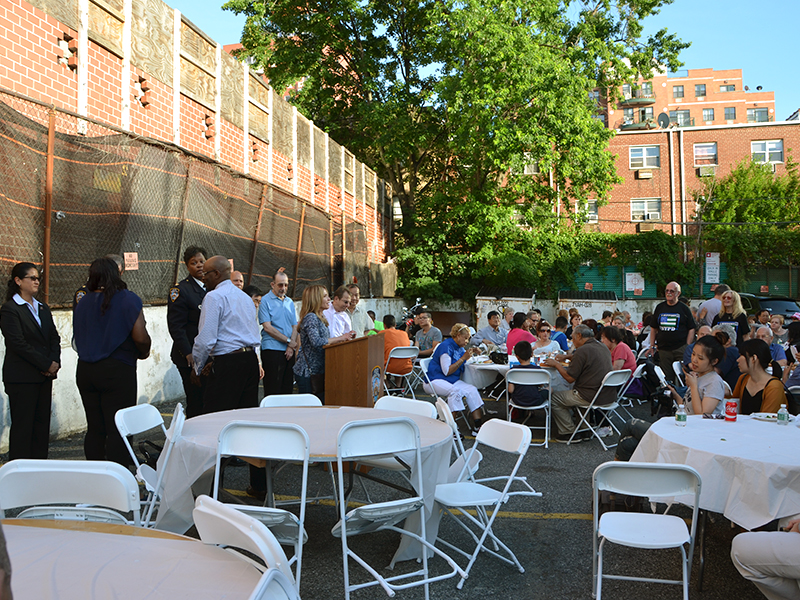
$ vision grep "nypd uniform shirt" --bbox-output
[167,276,206,365]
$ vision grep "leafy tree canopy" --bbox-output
[224,0,688,298]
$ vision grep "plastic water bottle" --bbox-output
[675,404,687,427]
[777,404,790,426]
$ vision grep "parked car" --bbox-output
[738,293,800,318]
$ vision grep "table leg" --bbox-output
[266,459,274,508]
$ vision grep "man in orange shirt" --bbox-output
[383,315,413,379]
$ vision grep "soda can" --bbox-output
[724,397,739,422]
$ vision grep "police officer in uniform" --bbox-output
[167,246,207,418]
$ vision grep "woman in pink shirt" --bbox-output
[600,325,636,372]
[507,312,535,355]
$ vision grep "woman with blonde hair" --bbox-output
[292,285,352,402]
[712,290,750,347]
[770,314,788,346]
[425,323,485,434]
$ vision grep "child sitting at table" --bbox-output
[508,341,545,412]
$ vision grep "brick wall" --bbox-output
[0,0,392,276]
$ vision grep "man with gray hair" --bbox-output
[648,281,695,384]
[755,326,787,367]
[541,324,613,443]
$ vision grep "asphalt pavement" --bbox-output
[30,393,767,600]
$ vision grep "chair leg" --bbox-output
[596,538,605,600]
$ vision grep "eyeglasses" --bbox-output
[22,276,40,282]
[539,328,551,333]
[665,288,678,293]
[204,269,219,277]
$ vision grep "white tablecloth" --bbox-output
[155,406,452,559]
[4,520,262,599]
[463,362,572,392]
[630,415,800,530]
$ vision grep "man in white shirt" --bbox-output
[346,283,374,338]
[471,311,507,347]
[323,286,354,338]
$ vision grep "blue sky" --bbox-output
[170,0,798,119]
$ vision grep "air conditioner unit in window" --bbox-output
[587,213,599,223]
[636,170,653,179]
[632,214,645,222]
[638,222,656,232]
[647,212,661,221]
[698,166,716,177]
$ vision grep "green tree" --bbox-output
[225,0,687,298]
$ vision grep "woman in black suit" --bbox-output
[0,262,61,459]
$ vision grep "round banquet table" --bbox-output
[630,414,800,530]
[155,405,452,562]
[3,519,262,600]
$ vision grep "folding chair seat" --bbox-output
[384,346,420,399]
[0,459,141,526]
[332,417,465,599]
[260,394,322,408]
[567,369,632,450]
[505,368,552,448]
[194,495,296,592]
[212,421,310,593]
[434,419,541,589]
[592,462,701,600]
[115,402,185,525]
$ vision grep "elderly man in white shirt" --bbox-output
[322,285,354,338]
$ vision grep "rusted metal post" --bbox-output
[248,185,269,286]
[329,218,334,292]
[173,160,193,285]
[43,108,56,304]
[291,203,306,298]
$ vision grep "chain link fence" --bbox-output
[0,89,376,305]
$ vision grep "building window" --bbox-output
[629,146,660,169]
[622,84,632,98]
[747,108,770,123]
[695,84,706,97]
[522,152,540,175]
[669,110,691,126]
[694,143,718,166]
[588,90,601,103]
[724,107,736,120]
[640,107,654,121]
[751,140,784,164]
[720,84,736,92]
[631,198,662,221]
[641,82,653,96]
[623,108,634,124]
[702,108,714,122]
[586,199,598,222]
[673,85,684,98]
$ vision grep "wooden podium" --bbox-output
[324,332,385,407]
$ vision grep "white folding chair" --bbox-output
[248,568,301,600]
[384,346,420,399]
[194,495,295,587]
[436,399,483,483]
[567,369,632,450]
[505,368,552,448]
[332,417,465,599]
[213,421,310,592]
[672,361,685,387]
[115,402,185,526]
[375,395,438,419]
[618,363,647,407]
[260,394,322,408]
[592,462,701,600]
[0,459,141,526]
[418,358,435,394]
[722,379,732,398]
[434,419,541,589]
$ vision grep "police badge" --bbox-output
[169,287,180,302]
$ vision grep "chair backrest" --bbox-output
[722,379,732,398]
[194,495,294,582]
[115,404,168,468]
[260,394,322,408]
[653,365,669,387]
[0,459,141,526]
[618,363,645,399]
[167,402,186,442]
[672,361,685,386]
[337,417,420,461]
[217,421,310,464]
[386,346,419,361]
[374,395,437,419]
[248,568,299,600]
[505,368,552,387]
[143,402,186,525]
[475,419,532,454]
